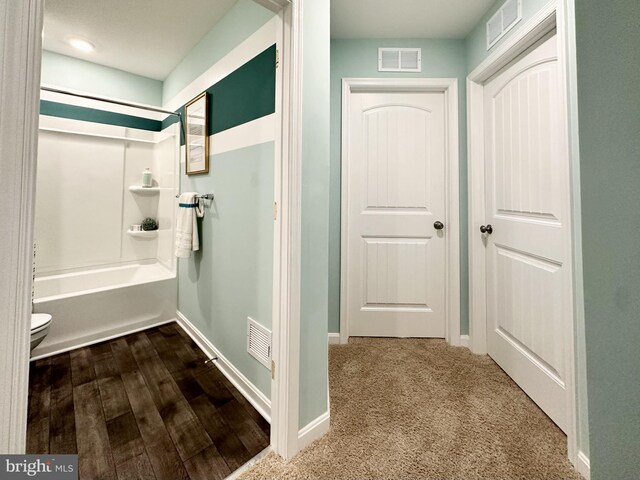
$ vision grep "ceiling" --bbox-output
[43,0,495,80]
[43,0,238,80]
[331,0,495,39]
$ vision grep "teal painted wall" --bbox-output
[40,101,163,131]
[41,51,163,106]
[178,142,275,398]
[162,0,274,105]
[299,0,330,428]
[329,39,468,334]
[575,0,640,478]
[465,0,551,72]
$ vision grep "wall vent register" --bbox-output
[378,48,422,72]
[486,0,522,49]
[247,317,272,369]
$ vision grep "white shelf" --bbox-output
[129,186,160,194]
[126,230,158,238]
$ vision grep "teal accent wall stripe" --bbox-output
[40,100,163,131]
[166,44,276,145]
[206,44,276,135]
[40,44,275,141]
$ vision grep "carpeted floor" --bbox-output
[240,338,583,480]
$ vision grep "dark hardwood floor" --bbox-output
[27,323,270,480]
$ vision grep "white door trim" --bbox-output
[268,0,305,460]
[0,0,44,453]
[467,0,580,466]
[340,77,460,346]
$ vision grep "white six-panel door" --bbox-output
[346,91,447,338]
[483,33,571,432]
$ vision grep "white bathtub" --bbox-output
[31,262,177,359]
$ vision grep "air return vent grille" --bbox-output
[378,48,422,72]
[247,317,271,369]
[486,0,522,50]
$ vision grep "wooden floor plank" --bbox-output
[183,445,231,480]
[189,394,252,472]
[127,332,213,462]
[106,412,146,466]
[194,369,235,409]
[70,347,96,387]
[110,338,138,374]
[115,453,157,480]
[98,376,131,422]
[26,358,51,454]
[74,381,117,480]
[121,369,189,480]
[217,398,270,455]
[27,323,269,480]
[48,353,77,454]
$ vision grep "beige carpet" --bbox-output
[240,338,583,480]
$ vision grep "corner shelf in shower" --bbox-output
[129,186,160,195]
[126,230,158,239]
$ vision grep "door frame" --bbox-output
[255,0,307,460]
[340,77,461,346]
[0,0,44,453]
[467,0,581,466]
[3,0,309,460]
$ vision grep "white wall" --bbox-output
[34,115,178,277]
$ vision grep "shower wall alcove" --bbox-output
[31,89,180,359]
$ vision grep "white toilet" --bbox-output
[30,313,52,352]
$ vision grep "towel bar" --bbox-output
[175,193,214,200]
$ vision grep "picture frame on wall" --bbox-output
[185,92,209,175]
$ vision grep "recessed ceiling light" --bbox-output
[67,37,95,52]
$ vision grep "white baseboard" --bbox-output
[30,318,175,361]
[460,335,470,349]
[328,333,340,345]
[176,311,271,422]
[297,410,330,451]
[577,450,590,480]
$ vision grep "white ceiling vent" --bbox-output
[378,48,422,72]
[486,0,522,50]
[247,317,271,370]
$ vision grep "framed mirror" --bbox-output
[185,92,209,175]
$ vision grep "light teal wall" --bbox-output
[299,0,330,428]
[465,0,551,72]
[575,0,640,478]
[162,0,274,105]
[178,142,275,397]
[329,39,468,334]
[40,51,163,106]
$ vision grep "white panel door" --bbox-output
[483,34,572,432]
[346,91,446,338]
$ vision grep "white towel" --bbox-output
[175,192,204,258]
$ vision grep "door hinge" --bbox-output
[274,202,278,221]
[271,360,275,379]
[275,48,279,68]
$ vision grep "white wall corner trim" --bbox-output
[253,0,291,13]
[164,15,279,111]
[210,114,276,156]
[0,0,44,454]
[577,451,590,480]
[297,410,330,451]
[339,77,460,347]
[328,333,340,345]
[176,311,271,422]
[460,335,470,349]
